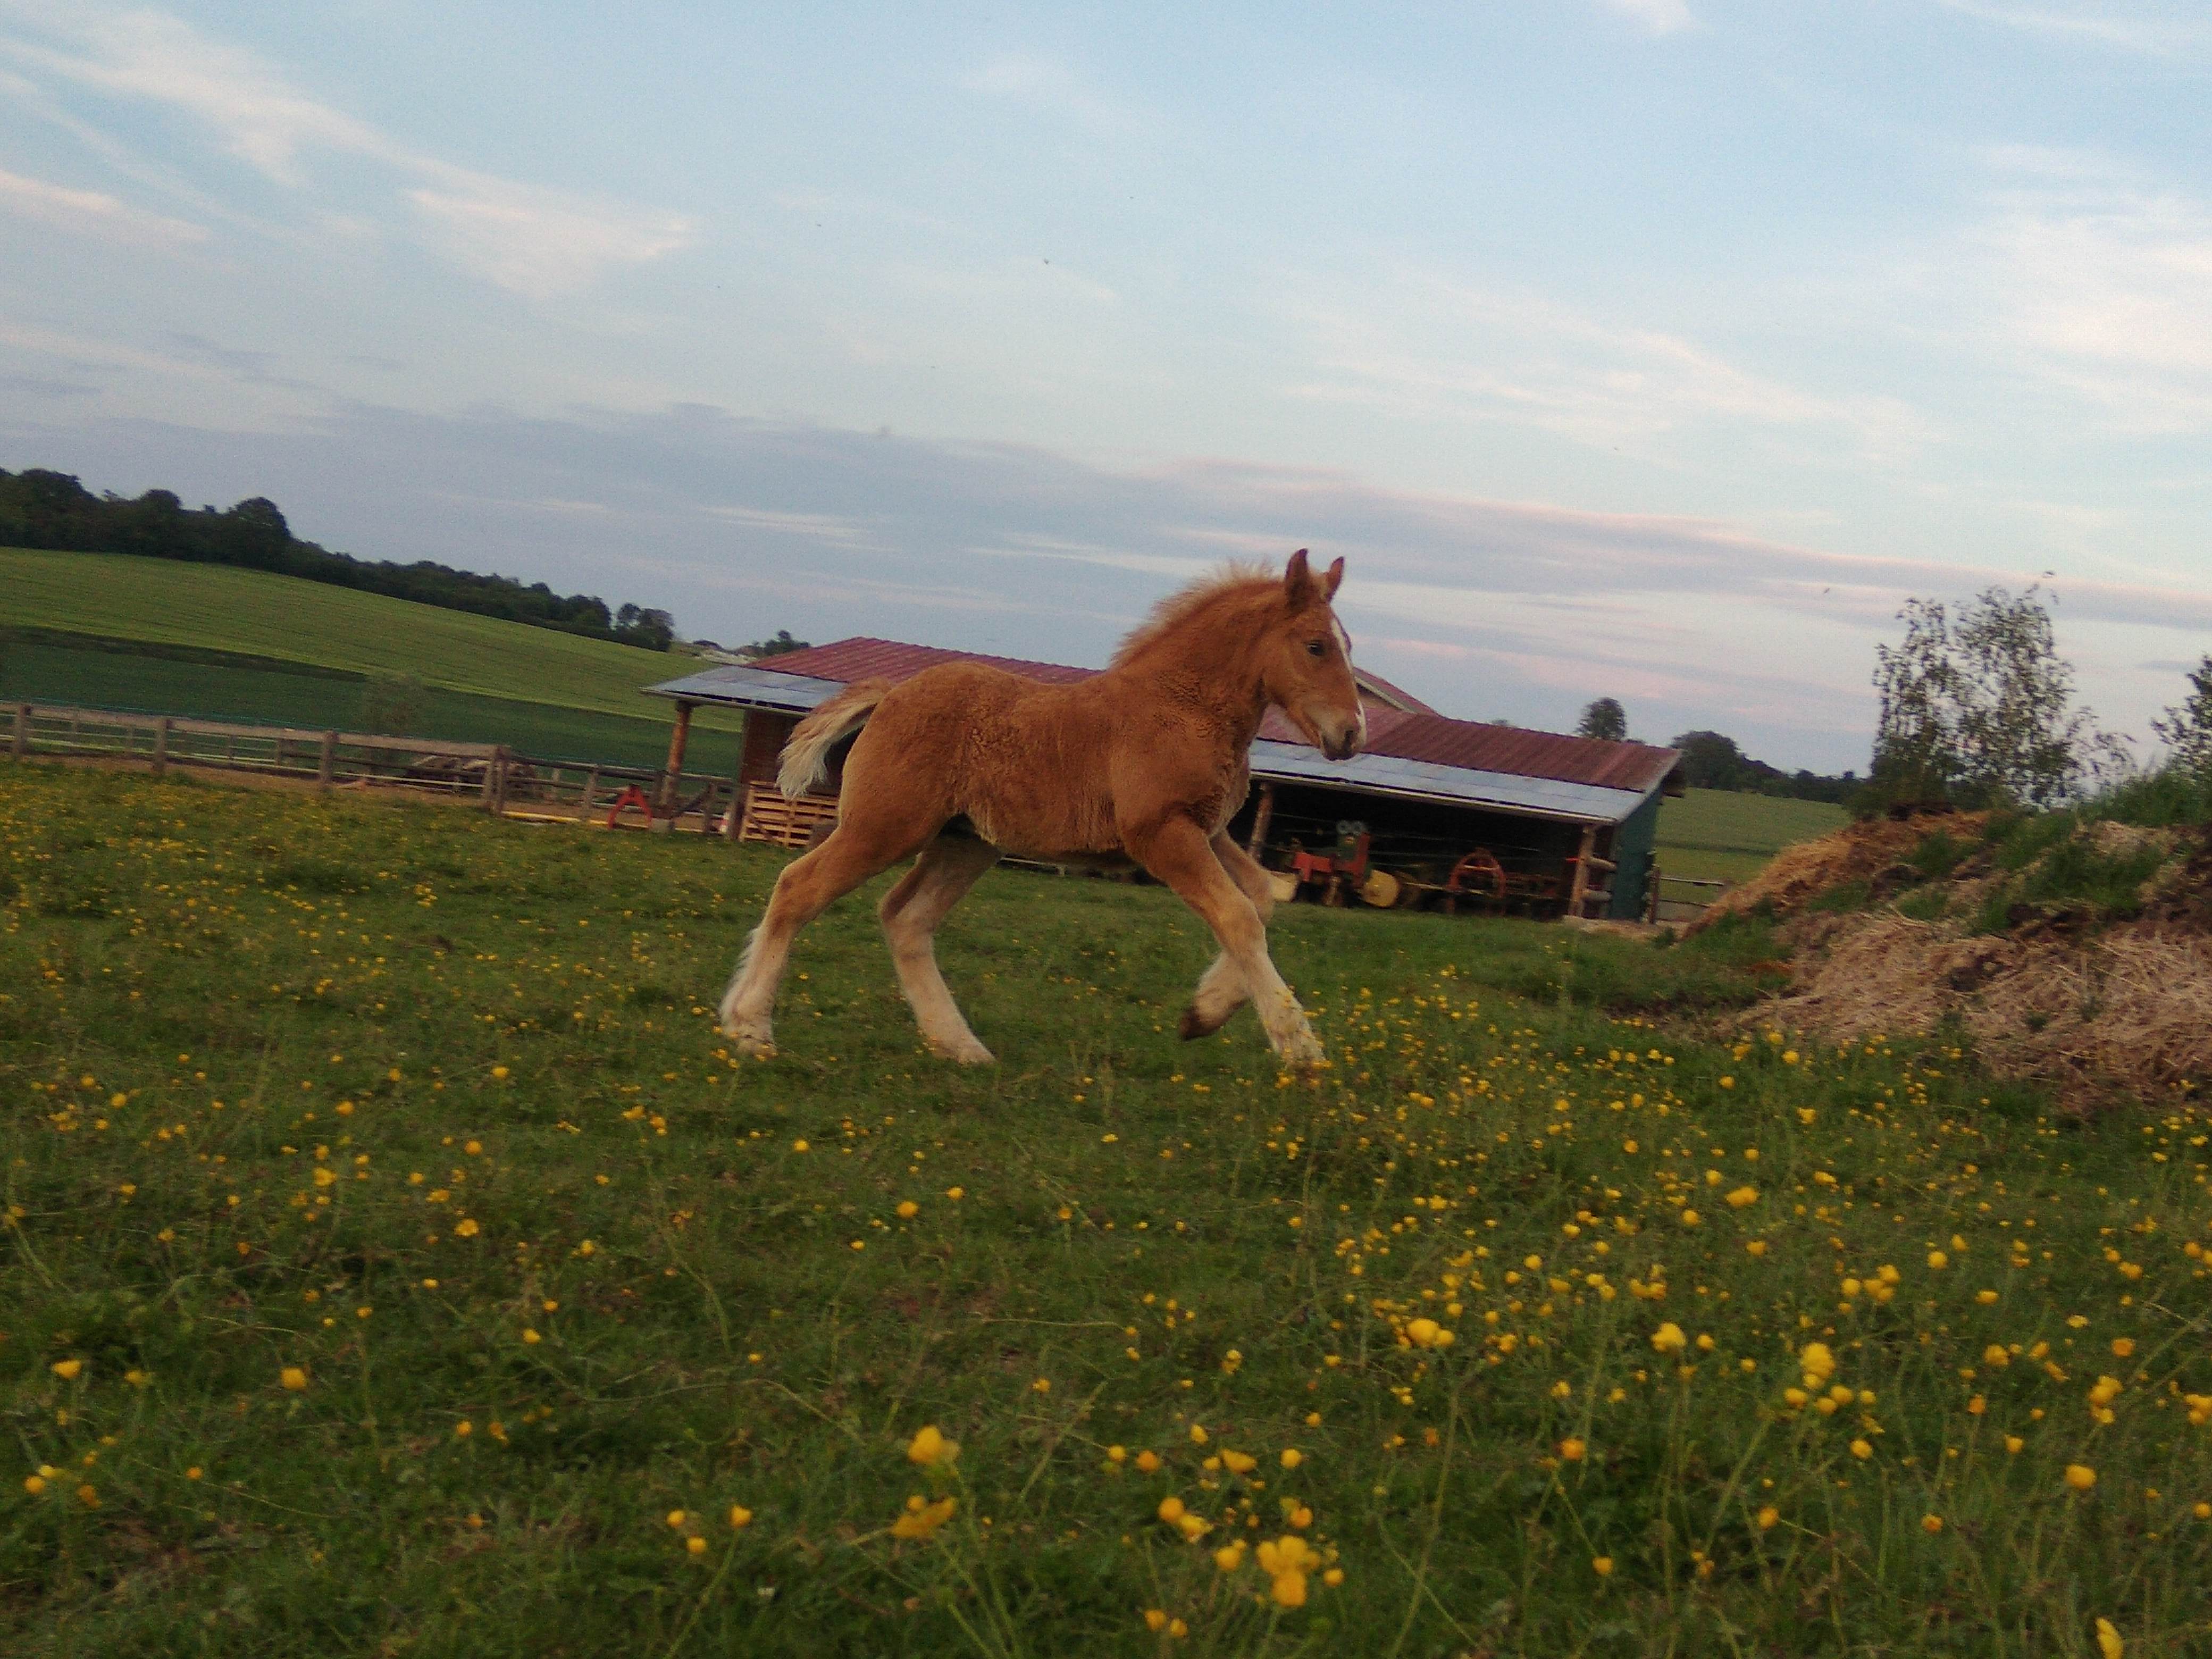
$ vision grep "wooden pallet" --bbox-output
[736,782,839,848]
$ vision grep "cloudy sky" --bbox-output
[3,2,2208,770]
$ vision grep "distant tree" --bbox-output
[1669,730,1751,791]
[1871,586,2119,809]
[2152,655,2212,777]
[741,629,811,659]
[1576,697,1627,742]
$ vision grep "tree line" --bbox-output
[0,467,678,651]
[1572,696,1859,803]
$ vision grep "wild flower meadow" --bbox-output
[3,766,2207,1655]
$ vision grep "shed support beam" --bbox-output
[655,700,695,832]
[1568,823,1597,918]
[1245,781,1276,859]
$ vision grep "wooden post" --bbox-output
[655,701,694,833]
[482,748,508,815]
[152,716,171,777]
[317,731,337,792]
[722,765,744,839]
[1566,823,1597,918]
[1245,781,1276,859]
[580,765,600,820]
[11,703,27,760]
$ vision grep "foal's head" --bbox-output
[1263,549,1365,761]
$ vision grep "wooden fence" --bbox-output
[3,702,750,834]
[1650,873,1729,923]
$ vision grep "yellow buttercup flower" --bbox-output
[1650,1322,1687,1354]
[2066,1464,2098,1492]
[906,1425,959,1467]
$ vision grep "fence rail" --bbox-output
[4,702,749,833]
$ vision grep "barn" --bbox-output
[646,638,1684,921]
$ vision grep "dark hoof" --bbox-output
[1177,1006,1222,1041]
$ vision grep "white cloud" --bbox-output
[1970,150,2212,430]
[0,164,205,246]
[406,172,697,303]
[0,6,695,297]
[1931,1,2209,56]
[1284,271,1934,459]
[1599,0,1697,37]
[963,52,1153,135]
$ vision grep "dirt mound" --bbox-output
[1711,811,2212,1107]
[1694,810,1986,928]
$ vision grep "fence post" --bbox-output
[482,748,509,816]
[722,768,743,839]
[580,765,599,821]
[11,703,26,760]
[318,731,337,793]
[152,716,171,777]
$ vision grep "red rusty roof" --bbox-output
[741,636,1677,795]
[743,636,1094,686]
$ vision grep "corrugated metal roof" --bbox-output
[1349,666,1436,715]
[723,636,1094,686]
[1247,741,1649,822]
[646,635,1681,822]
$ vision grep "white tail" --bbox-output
[777,680,890,799]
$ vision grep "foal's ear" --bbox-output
[1321,556,1345,600]
[1284,548,1314,605]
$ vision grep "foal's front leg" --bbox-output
[1178,832,1277,1041]
[1134,817,1322,1066]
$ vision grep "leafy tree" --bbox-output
[1871,586,2118,809]
[1576,697,1627,742]
[2152,655,2212,777]
[1669,730,1750,790]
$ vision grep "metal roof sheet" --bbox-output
[1247,741,1650,822]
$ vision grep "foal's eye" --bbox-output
[1305,639,1327,658]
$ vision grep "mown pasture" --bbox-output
[3,765,2207,1657]
[1655,790,1851,887]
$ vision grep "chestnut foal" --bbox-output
[718,550,1365,1065]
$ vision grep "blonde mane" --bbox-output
[1108,563,1283,669]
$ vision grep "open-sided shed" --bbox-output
[646,638,1682,920]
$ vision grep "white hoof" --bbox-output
[931,1035,996,1066]
[723,1013,776,1059]
[1271,1023,1325,1068]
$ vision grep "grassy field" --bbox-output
[0,634,734,773]
[1655,790,1851,887]
[4,763,2207,1657]
[0,548,742,735]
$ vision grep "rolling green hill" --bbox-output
[0,547,727,718]
[0,547,741,769]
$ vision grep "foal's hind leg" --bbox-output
[878,836,1002,1064]
[1178,833,1277,1041]
[719,823,923,1057]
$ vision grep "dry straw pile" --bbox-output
[1698,811,2212,1105]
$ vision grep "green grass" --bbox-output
[0,634,735,772]
[4,763,2210,1657]
[1654,789,1851,890]
[0,548,740,733]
